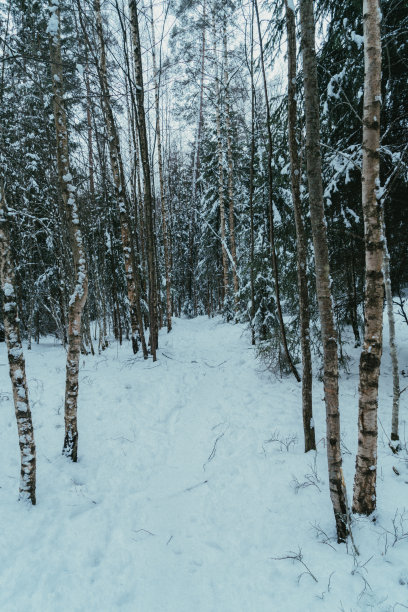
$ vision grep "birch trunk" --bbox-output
[49,2,88,461]
[299,0,349,541]
[285,0,315,452]
[149,0,172,333]
[0,184,36,503]
[353,0,384,515]
[129,0,158,359]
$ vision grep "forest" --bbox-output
[0,0,407,609]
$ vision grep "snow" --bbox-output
[46,13,59,36]
[3,281,14,297]
[350,31,364,49]
[0,315,407,610]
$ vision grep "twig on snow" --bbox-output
[271,547,318,583]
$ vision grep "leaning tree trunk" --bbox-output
[0,183,36,503]
[353,0,384,515]
[300,0,349,541]
[285,0,315,452]
[129,0,158,359]
[254,0,300,383]
[49,2,88,461]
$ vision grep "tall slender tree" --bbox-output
[352,0,384,516]
[187,0,207,312]
[223,15,239,305]
[285,0,315,452]
[211,7,229,304]
[0,182,36,503]
[49,0,88,461]
[248,2,256,346]
[149,0,172,333]
[299,0,349,541]
[254,0,300,383]
[82,0,148,359]
[129,0,159,359]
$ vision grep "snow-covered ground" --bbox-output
[0,314,407,611]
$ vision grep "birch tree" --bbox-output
[0,183,36,503]
[48,0,88,461]
[299,0,349,541]
[353,0,384,516]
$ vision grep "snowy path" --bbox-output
[0,316,407,611]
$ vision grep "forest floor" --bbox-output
[0,314,407,611]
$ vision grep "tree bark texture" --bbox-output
[0,184,36,503]
[353,0,384,515]
[49,2,88,461]
[299,0,349,540]
[285,0,315,452]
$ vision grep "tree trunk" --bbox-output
[0,184,36,504]
[129,0,158,359]
[149,0,172,333]
[285,0,315,452]
[254,0,301,383]
[299,0,349,541]
[384,238,400,448]
[248,4,256,346]
[49,2,88,461]
[188,0,206,308]
[87,0,147,359]
[84,55,95,196]
[352,0,384,516]
[212,10,229,304]
[223,16,239,306]
[349,241,361,347]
